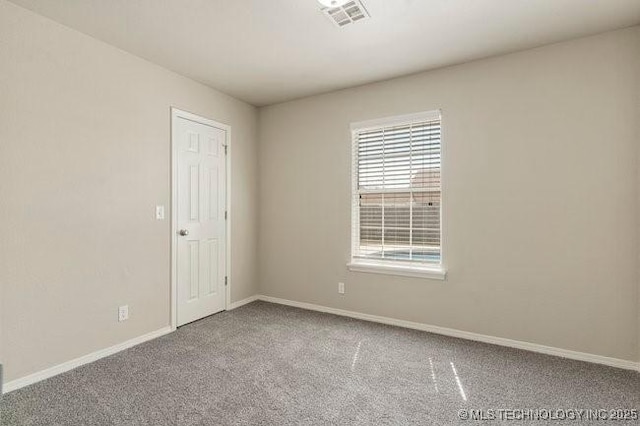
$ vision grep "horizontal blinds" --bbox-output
[353,115,441,264]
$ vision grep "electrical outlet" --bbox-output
[338,282,345,294]
[155,205,165,220]
[118,305,129,322]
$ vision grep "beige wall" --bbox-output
[0,0,259,382]
[258,27,640,362]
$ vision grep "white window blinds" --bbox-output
[351,111,441,265]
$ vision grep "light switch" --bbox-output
[156,205,165,220]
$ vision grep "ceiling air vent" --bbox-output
[322,0,370,27]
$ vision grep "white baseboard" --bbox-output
[257,295,640,372]
[227,294,260,310]
[3,295,258,394]
[3,326,173,394]
[4,296,637,394]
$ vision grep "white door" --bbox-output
[175,116,227,326]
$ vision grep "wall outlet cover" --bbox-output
[118,305,129,322]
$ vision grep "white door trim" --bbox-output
[170,107,231,330]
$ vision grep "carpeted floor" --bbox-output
[1,301,638,425]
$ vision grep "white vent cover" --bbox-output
[321,0,370,27]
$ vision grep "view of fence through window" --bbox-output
[353,114,441,264]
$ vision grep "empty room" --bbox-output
[1,0,639,424]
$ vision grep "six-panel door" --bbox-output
[176,117,226,326]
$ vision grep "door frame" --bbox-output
[170,107,231,331]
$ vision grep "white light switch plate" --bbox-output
[155,205,165,220]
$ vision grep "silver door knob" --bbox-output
[179,229,189,236]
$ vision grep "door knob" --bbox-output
[179,229,189,236]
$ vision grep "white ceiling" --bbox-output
[9,0,640,106]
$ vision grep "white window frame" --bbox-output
[347,110,446,280]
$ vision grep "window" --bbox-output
[348,110,445,279]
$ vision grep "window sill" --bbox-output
[347,260,446,280]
